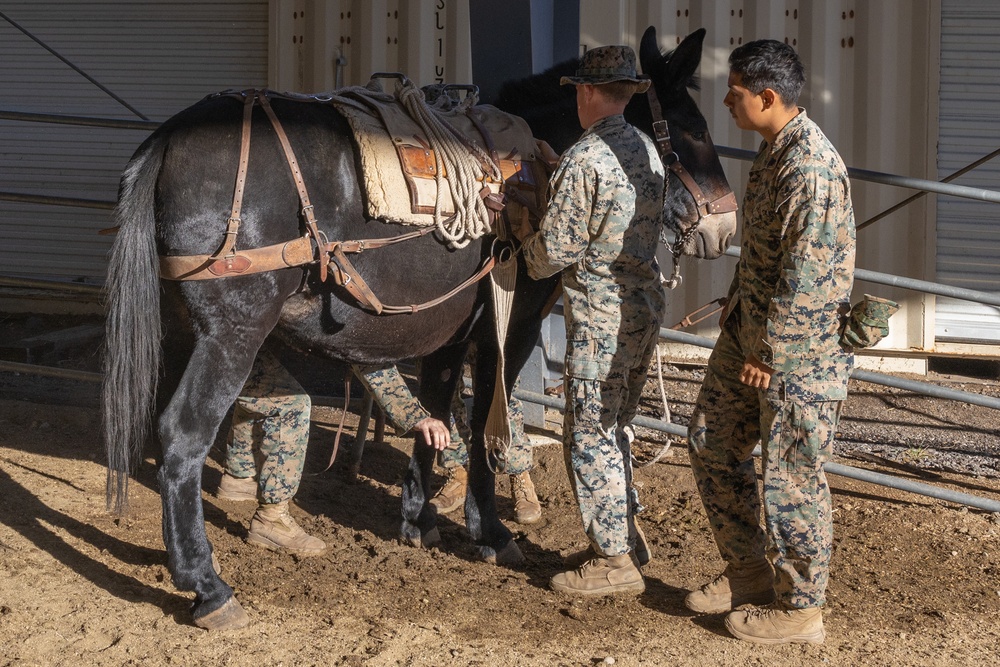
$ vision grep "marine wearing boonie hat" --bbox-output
[559,45,651,93]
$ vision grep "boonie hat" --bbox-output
[841,294,900,350]
[560,45,651,93]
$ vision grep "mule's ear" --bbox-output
[663,28,707,90]
[638,26,660,75]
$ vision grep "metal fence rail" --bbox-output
[514,388,1000,514]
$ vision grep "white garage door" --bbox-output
[0,1,268,283]
[936,0,1000,342]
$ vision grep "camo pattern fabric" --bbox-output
[564,320,659,556]
[438,376,532,475]
[522,114,665,380]
[352,364,430,434]
[688,321,838,608]
[521,113,665,557]
[725,109,856,399]
[225,350,311,505]
[688,109,855,609]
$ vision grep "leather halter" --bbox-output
[645,87,738,221]
[645,86,737,287]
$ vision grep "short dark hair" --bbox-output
[596,80,641,104]
[729,39,805,108]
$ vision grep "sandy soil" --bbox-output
[0,314,999,666]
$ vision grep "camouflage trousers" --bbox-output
[438,376,533,475]
[225,351,311,505]
[563,376,642,558]
[562,323,658,557]
[687,323,839,608]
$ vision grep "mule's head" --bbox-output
[639,27,737,260]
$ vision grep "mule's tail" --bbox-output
[102,135,166,513]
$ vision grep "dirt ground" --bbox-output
[0,313,999,666]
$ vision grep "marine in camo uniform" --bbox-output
[216,349,327,556]
[684,40,856,645]
[357,355,542,524]
[517,44,665,596]
[218,354,450,555]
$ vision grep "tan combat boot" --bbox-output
[247,501,327,556]
[429,466,467,514]
[550,553,645,596]
[215,473,256,502]
[725,605,825,644]
[564,519,651,568]
[511,471,541,524]
[684,560,775,614]
[633,519,651,566]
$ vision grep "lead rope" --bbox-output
[396,81,501,248]
[631,298,726,468]
[631,345,675,468]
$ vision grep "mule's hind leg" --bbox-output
[157,335,260,629]
[464,341,523,565]
[398,342,468,548]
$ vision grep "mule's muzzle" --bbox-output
[683,209,737,259]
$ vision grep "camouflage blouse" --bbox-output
[521,114,665,381]
[728,110,856,401]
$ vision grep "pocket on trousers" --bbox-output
[775,401,826,475]
[565,336,613,380]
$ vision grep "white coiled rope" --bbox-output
[396,83,501,248]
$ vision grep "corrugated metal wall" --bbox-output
[935,0,1000,343]
[3,1,963,361]
[0,1,268,284]
[574,1,939,360]
[274,0,473,93]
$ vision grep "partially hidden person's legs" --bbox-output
[431,373,541,524]
[429,381,471,514]
[503,386,542,524]
[216,400,260,502]
[237,351,326,556]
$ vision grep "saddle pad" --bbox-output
[327,91,547,229]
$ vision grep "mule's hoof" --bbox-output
[480,540,524,565]
[193,597,249,631]
[403,526,441,549]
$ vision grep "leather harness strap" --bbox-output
[256,92,331,282]
[158,88,508,315]
[211,91,256,262]
[159,235,315,280]
[645,87,738,219]
[378,254,495,314]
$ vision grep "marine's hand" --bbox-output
[739,354,774,389]
[414,417,451,451]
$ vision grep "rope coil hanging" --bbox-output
[395,82,501,248]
